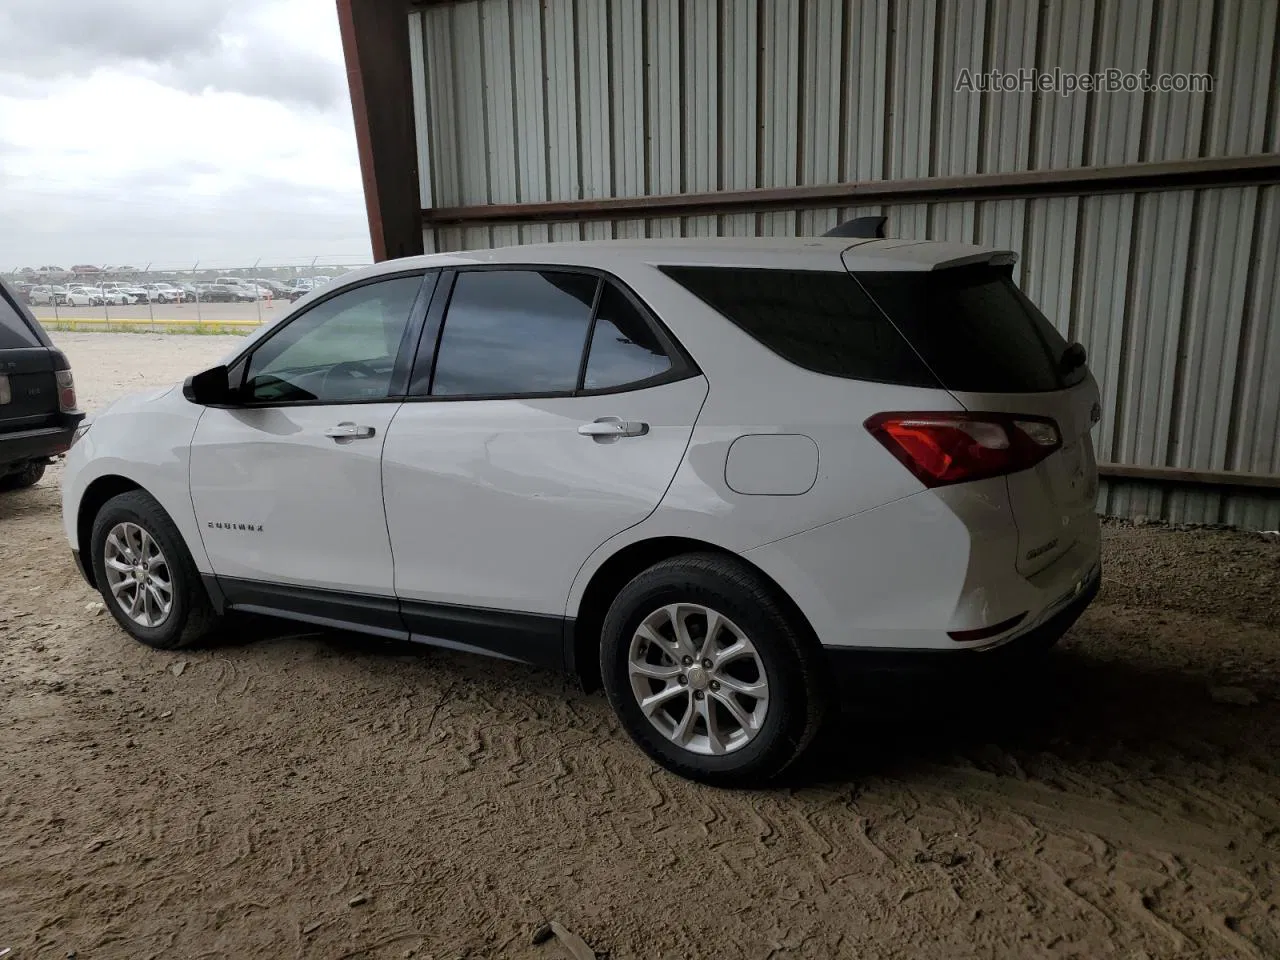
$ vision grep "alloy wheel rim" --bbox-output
[103,522,174,628]
[628,603,770,756]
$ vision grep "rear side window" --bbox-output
[583,283,673,390]
[0,289,40,349]
[856,265,1077,393]
[431,270,598,396]
[659,266,937,387]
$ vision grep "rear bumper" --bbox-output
[822,567,1099,690]
[0,422,80,468]
[745,478,1102,652]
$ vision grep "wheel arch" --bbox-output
[568,536,819,692]
[76,475,145,588]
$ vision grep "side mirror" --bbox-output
[183,365,234,405]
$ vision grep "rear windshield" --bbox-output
[658,266,938,387]
[0,286,41,349]
[855,265,1081,393]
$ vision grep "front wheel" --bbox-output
[90,490,219,649]
[600,553,828,786]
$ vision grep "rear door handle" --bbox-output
[578,417,649,441]
[324,422,377,441]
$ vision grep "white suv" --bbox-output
[61,238,1101,784]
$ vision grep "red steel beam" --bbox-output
[337,0,424,262]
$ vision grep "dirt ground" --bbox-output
[3,333,1280,959]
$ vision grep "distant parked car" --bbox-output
[94,287,130,306]
[65,286,127,307]
[49,286,71,306]
[232,281,271,300]
[202,284,256,303]
[28,285,55,306]
[249,280,290,300]
[174,283,201,302]
[140,283,184,303]
[118,286,150,304]
[62,286,99,307]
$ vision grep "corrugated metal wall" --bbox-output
[408,0,1280,528]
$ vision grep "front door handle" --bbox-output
[578,417,650,441]
[324,422,377,442]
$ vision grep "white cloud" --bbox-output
[0,0,372,270]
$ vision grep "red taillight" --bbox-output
[55,369,79,413]
[865,412,1061,487]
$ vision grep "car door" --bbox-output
[188,271,433,615]
[380,267,708,665]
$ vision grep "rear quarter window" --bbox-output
[658,266,938,387]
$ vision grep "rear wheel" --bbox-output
[90,490,219,650]
[0,460,46,491]
[600,553,827,786]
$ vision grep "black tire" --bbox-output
[90,490,219,650]
[600,553,828,786]
[0,460,46,491]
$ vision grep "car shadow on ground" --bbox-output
[207,617,1278,792]
[787,648,1278,788]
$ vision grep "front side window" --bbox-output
[243,274,424,403]
[430,270,598,396]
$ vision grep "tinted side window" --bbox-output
[582,283,672,390]
[856,266,1073,392]
[659,266,937,387]
[244,274,423,403]
[0,288,40,349]
[431,270,598,397]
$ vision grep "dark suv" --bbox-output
[1,278,83,491]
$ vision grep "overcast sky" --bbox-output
[0,0,372,271]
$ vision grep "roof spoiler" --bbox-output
[823,215,887,239]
